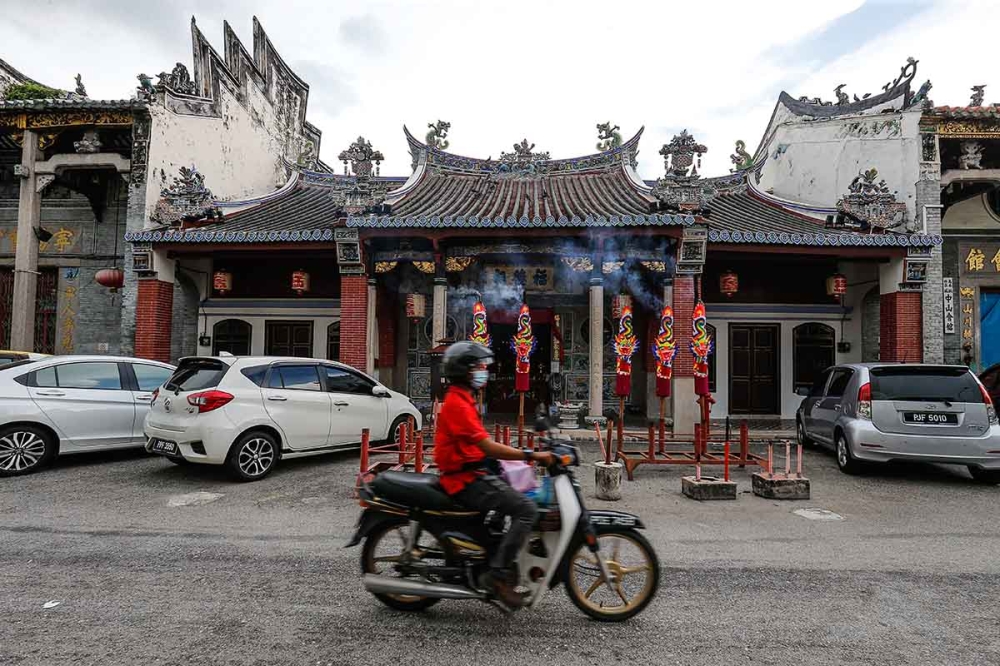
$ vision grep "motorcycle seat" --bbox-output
[371,471,472,513]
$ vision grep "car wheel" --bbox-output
[386,415,413,446]
[968,466,1000,485]
[835,431,861,475]
[227,431,279,482]
[796,419,813,447]
[0,425,56,477]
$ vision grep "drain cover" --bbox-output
[793,508,844,521]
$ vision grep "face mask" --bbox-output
[470,369,489,389]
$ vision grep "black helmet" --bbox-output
[442,341,494,383]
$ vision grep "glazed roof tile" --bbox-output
[707,190,941,247]
[0,98,143,111]
[930,105,1000,119]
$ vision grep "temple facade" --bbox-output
[7,21,988,426]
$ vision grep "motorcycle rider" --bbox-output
[434,341,554,608]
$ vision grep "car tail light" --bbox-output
[980,384,998,426]
[857,382,872,420]
[187,390,233,413]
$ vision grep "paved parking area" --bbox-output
[2,441,999,665]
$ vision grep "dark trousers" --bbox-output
[455,475,538,574]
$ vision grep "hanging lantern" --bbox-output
[611,294,633,319]
[291,269,311,296]
[826,273,848,297]
[405,293,427,321]
[719,270,739,298]
[212,270,232,295]
[95,268,124,292]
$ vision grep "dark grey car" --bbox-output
[795,364,1000,482]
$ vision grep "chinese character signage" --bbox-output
[942,277,955,334]
[0,224,80,254]
[489,265,561,292]
[959,283,976,342]
[961,243,1000,275]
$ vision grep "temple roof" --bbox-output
[707,189,941,248]
[0,98,143,111]
[929,105,1000,119]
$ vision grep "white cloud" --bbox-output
[0,0,986,180]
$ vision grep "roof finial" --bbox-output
[596,122,622,151]
[426,120,450,150]
[970,85,986,107]
[659,129,706,179]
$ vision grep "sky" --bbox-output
[1,0,997,178]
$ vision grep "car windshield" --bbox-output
[869,367,984,403]
[164,359,228,393]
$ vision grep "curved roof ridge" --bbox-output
[402,125,643,173]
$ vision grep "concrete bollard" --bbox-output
[594,461,623,501]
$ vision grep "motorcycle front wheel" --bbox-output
[361,518,447,612]
[564,528,659,621]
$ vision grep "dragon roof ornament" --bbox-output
[835,168,908,231]
[780,57,922,117]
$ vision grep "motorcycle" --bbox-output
[348,419,659,621]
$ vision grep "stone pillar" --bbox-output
[917,157,943,363]
[432,253,448,346]
[10,130,41,352]
[879,258,923,363]
[340,274,369,371]
[588,274,604,420]
[366,278,377,376]
[672,275,698,434]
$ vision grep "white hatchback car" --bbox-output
[144,356,421,481]
[0,355,176,476]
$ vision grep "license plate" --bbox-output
[150,438,178,454]
[903,412,958,425]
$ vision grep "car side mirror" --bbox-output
[795,387,810,397]
[372,385,390,398]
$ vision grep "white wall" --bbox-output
[942,193,1000,231]
[144,85,290,216]
[756,110,923,224]
[197,305,340,359]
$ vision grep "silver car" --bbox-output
[796,363,1000,483]
[0,355,175,476]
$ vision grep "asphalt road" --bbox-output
[2,441,999,666]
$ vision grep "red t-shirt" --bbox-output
[434,385,489,495]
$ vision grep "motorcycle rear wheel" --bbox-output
[564,528,659,621]
[361,518,446,612]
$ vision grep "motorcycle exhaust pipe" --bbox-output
[363,574,485,600]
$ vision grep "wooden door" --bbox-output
[729,324,779,414]
[265,321,313,358]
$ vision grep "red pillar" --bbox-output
[135,279,174,363]
[672,275,696,378]
[879,291,923,363]
[340,274,369,370]
[377,286,396,369]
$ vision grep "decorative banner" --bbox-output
[652,306,677,398]
[510,304,536,393]
[468,300,493,348]
[613,305,638,397]
[691,300,714,396]
[942,277,955,335]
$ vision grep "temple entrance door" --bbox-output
[487,323,552,414]
[729,324,779,414]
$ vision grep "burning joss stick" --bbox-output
[614,305,638,397]
[690,300,714,397]
[510,304,536,394]
[468,300,492,348]
[652,305,676,398]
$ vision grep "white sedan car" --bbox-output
[0,355,176,476]
[144,356,421,481]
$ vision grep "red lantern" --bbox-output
[826,273,848,297]
[95,268,124,292]
[212,270,232,295]
[405,293,426,320]
[611,294,632,319]
[291,269,310,296]
[719,270,739,298]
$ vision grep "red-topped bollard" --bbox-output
[415,431,424,473]
[360,428,370,473]
[399,422,408,466]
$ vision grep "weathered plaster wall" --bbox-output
[756,111,923,224]
[943,194,1000,231]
